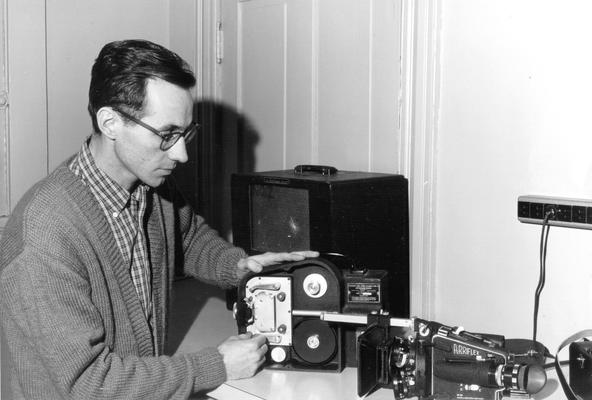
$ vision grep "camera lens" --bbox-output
[500,363,547,394]
[434,359,547,395]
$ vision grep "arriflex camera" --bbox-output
[358,314,547,399]
[233,258,547,399]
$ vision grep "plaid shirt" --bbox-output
[69,140,153,327]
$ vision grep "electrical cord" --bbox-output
[527,208,592,399]
[532,208,555,347]
[543,359,568,370]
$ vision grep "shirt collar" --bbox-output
[76,140,149,214]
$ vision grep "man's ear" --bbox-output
[96,107,121,140]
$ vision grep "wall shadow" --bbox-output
[166,278,227,355]
[174,99,259,239]
[167,100,259,353]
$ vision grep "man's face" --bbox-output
[112,78,194,189]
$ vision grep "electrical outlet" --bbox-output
[518,195,592,230]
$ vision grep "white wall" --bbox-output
[45,0,171,169]
[435,0,592,351]
[5,0,174,213]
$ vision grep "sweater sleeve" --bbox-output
[0,243,227,399]
[166,181,248,288]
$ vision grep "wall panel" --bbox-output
[238,0,287,171]
[0,0,8,224]
[370,0,402,173]
[7,0,47,209]
[317,0,370,171]
[285,0,315,168]
[45,0,170,170]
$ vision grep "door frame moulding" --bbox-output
[0,0,9,235]
[400,0,441,320]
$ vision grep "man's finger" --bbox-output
[238,332,253,339]
[246,259,263,273]
[251,334,268,346]
[288,250,319,258]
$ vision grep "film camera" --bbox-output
[358,313,547,399]
[233,258,547,399]
[233,256,389,371]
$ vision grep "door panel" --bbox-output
[284,0,314,168]
[317,0,371,171]
[238,0,287,171]
[222,0,403,174]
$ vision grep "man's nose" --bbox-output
[167,138,189,164]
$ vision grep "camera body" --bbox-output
[234,257,389,371]
[358,314,547,400]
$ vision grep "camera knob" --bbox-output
[303,273,328,298]
[307,334,321,349]
[307,281,321,295]
[270,347,287,363]
[418,323,430,337]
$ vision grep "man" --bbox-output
[0,39,317,399]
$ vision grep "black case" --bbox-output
[570,341,592,399]
[231,165,410,317]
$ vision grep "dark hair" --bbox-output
[88,39,196,133]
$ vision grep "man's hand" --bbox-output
[237,251,319,274]
[217,332,268,380]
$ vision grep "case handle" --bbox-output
[293,164,338,176]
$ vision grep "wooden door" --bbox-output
[214,0,441,321]
[218,0,404,173]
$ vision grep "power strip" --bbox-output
[517,195,592,230]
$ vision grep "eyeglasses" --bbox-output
[115,108,200,151]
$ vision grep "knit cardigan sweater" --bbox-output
[0,161,248,399]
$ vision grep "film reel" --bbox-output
[292,319,337,365]
[292,265,341,312]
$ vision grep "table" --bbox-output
[170,279,566,400]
